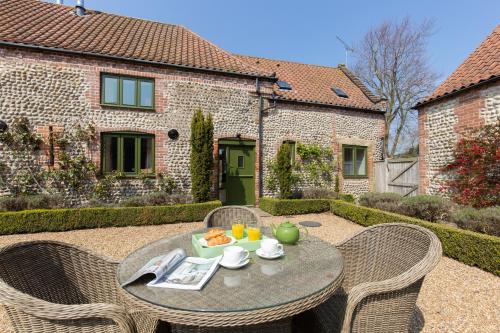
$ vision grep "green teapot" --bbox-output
[271,221,308,245]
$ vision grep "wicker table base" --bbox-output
[171,318,291,333]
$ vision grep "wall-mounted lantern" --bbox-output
[0,120,8,133]
[168,129,179,140]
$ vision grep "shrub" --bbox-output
[442,122,500,208]
[121,193,193,207]
[330,200,500,276]
[359,192,403,213]
[0,201,221,235]
[334,174,340,193]
[400,195,452,222]
[301,188,339,199]
[339,194,355,203]
[451,206,500,237]
[259,197,330,216]
[0,194,62,212]
[156,173,177,194]
[25,194,63,210]
[86,199,115,208]
[0,196,27,212]
[190,109,213,203]
[276,143,295,199]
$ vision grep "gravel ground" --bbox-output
[0,212,498,332]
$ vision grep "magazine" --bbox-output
[121,248,222,290]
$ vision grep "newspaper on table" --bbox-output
[121,248,222,291]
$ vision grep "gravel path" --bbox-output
[0,212,498,332]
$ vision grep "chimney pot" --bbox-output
[75,0,85,16]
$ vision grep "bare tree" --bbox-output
[354,17,438,157]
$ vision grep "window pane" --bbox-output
[123,137,136,173]
[103,136,118,172]
[122,79,137,106]
[356,148,367,176]
[103,77,118,104]
[140,80,153,107]
[343,147,354,175]
[356,148,366,176]
[238,156,244,168]
[140,137,154,172]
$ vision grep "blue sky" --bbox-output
[75,0,498,85]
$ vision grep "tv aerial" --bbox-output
[336,36,354,68]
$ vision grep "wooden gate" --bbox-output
[374,158,419,197]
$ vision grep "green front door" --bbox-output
[219,140,256,206]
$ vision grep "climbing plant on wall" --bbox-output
[49,123,97,193]
[0,117,46,195]
[296,142,336,188]
[0,118,99,196]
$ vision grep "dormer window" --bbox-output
[277,80,292,91]
[332,86,349,98]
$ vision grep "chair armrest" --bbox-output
[0,282,137,333]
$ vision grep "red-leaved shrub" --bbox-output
[442,122,500,208]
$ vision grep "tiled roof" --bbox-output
[0,0,272,77]
[236,55,384,112]
[419,24,500,106]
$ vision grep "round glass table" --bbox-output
[117,228,344,332]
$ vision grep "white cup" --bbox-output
[260,239,283,255]
[223,246,249,265]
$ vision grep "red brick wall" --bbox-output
[417,81,498,194]
[418,109,429,194]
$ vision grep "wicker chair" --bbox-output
[295,223,442,333]
[204,205,261,228]
[0,240,159,333]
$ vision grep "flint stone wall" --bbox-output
[0,46,384,204]
[262,104,384,197]
[419,81,500,196]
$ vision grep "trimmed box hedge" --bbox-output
[259,197,331,216]
[0,201,222,235]
[330,200,500,276]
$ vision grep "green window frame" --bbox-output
[342,145,368,178]
[101,132,155,175]
[101,74,155,109]
[283,140,296,164]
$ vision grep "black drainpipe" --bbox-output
[256,78,264,201]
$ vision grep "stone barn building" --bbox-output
[0,0,385,205]
[416,24,500,195]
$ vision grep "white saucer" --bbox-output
[219,258,250,269]
[256,248,284,260]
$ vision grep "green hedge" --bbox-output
[0,201,222,235]
[259,197,331,216]
[330,200,500,276]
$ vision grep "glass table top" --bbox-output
[117,228,344,313]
